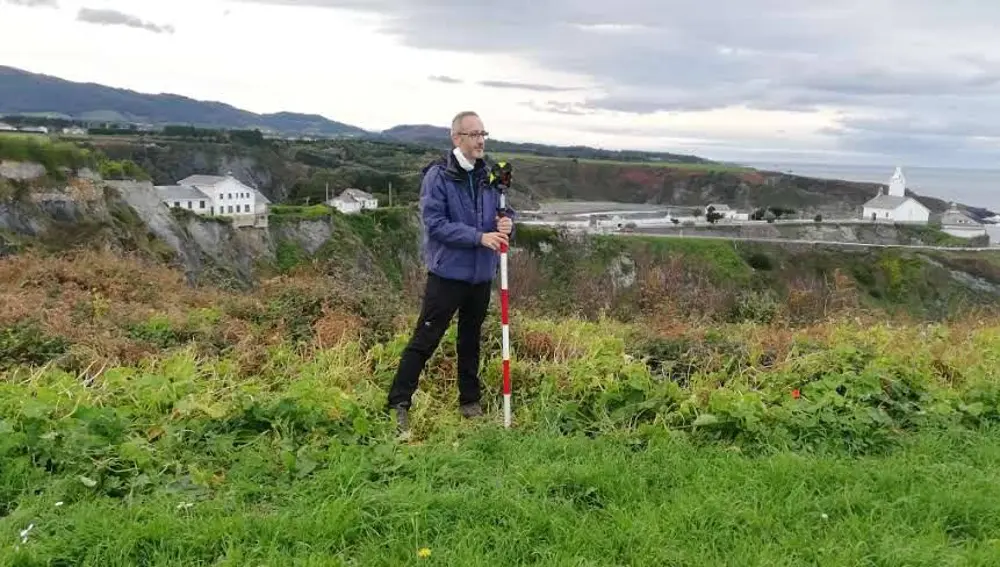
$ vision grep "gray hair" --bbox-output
[450,111,479,136]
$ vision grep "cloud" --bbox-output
[235,0,1000,165]
[522,100,591,116]
[5,0,58,7]
[76,8,175,34]
[477,80,579,92]
[428,75,462,84]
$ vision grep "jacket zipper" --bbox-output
[469,172,479,278]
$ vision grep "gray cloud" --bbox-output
[478,80,579,92]
[238,0,1000,165]
[429,75,462,84]
[5,0,58,6]
[522,100,591,116]
[77,8,175,34]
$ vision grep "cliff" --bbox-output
[5,159,1000,325]
[78,135,991,220]
[1,161,422,291]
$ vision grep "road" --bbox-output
[608,230,998,252]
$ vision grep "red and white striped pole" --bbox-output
[491,161,513,429]
[500,234,511,428]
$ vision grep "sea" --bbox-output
[743,162,1000,213]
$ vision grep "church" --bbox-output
[861,167,931,223]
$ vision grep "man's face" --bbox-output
[453,115,487,160]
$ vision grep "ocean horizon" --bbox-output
[743,162,1000,213]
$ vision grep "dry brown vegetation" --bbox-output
[3,238,1000,383]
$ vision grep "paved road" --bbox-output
[607,230,998,252]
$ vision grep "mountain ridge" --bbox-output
[0,65,713,164]
[0,65,368,137]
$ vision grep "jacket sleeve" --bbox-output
[421,168,481,248]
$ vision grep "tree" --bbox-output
[705,205,724,224]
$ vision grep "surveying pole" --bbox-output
[490,161,513,428]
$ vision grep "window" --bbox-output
[228,193,232,199]
[200,201,205,209]
[228,205,233,213]
[245,204,250,212]
[187,201,192,209]
[174,201,180,208]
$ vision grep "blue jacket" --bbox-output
[419,151,516,284]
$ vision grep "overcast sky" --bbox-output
[2,0,1000,168]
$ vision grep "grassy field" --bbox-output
[4,426,1000,565]
[3,251,1000,564]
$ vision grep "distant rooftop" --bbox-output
[155,185,210,202]
[178,174,229,187]
[940,203,981,226]
[343,188,375,200]
[864,194,910,209]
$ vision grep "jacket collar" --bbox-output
[442,149,488,181]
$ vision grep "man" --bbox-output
[386,111,515,437]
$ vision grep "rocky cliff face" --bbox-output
[93,140,303,203]
[2,161,422,289]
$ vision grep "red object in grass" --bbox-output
[791,389,801,399]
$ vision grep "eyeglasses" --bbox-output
[458,131,489,139]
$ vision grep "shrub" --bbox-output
[0,321,69,369]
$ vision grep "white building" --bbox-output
[155,172,270,228]
[327,188,378,214]
[939,202,987,240]
[705,203,750,221]
[861,167,930,223]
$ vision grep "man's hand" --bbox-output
[479,231,509,251]
[496,216,513,235]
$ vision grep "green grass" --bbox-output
[5,249,1000,564]
[0,133,96,180]
[492,152,751,173]
[269,204,333,221]
[4,427,1000,565]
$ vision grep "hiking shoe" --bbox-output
[393,406,411,440]
[459,402,483,418]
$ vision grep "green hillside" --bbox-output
[0,66,367,137]
[2,147,1000,563]
[3,228,1000,564]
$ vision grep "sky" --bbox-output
[2,0,1000,168]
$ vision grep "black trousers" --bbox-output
[387,272,492,409]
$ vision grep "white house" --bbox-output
[327,188,378,214]
[705,203,750,221]
[155,172,270,228]
[939,202,987,240]
[0,122,15,132]
[861,167,930,223]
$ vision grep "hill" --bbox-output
[0,65,717,166]
[0,66,367,138]
[44,131,984,220]
[3,157,1000,564]
[378,123,717,164]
